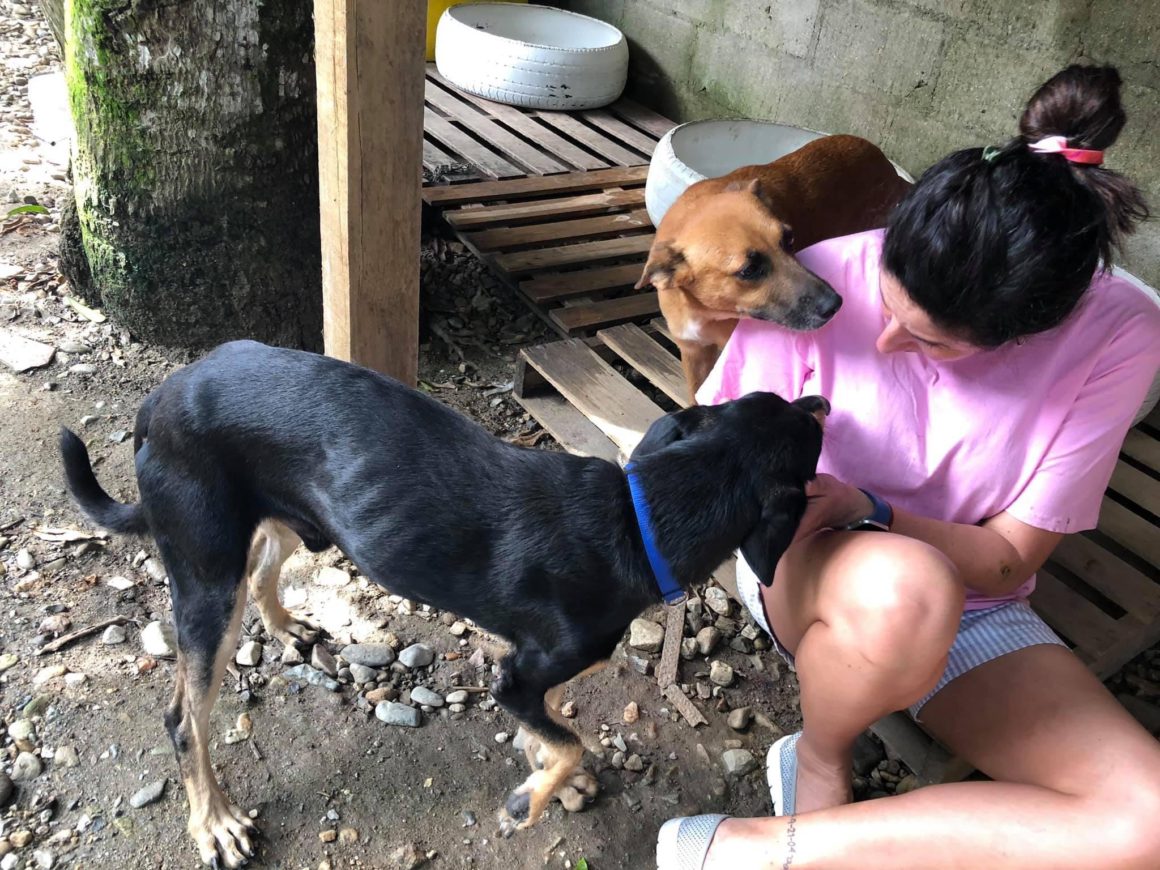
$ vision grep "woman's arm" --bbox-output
[797,474,1062,597]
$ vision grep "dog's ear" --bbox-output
[631,405,713,459]
[739,486,808,587]
[635,242,687,290]
[725,178,776,214]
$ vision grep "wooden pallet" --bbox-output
[514,327,1160,777]
[421,64,672,186]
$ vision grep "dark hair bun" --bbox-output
[1019,64,1127,150]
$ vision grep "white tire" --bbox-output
[435,3,628,111]
[645,119,915,227]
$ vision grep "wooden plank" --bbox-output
[465,210,651,252]
[869,713,956,786]
[1109,460,1160,516]
[579,109,660,156]
[551,292,661,335]
[496,234,654,275]
[423,107,523,179]
[1121,428,1160,470]
[662,683,707,727]
[510,390,620,463]
[610,98,679,139]
[650,316,675,344]
[1049,534,1160,622]
[446,189,647,230]
[427,67,610,171]
[521,339,664,453]
[316,0,423,384]
[521,263,643,304]
[422,165,649,206]
[422,136,457,173]
[656,602,685,688]
[424,80,566,175]
[1030,568,1121,657]
[1090,614,1160,680]
[534,111,645,165]
[1098,496,1160,565]
[599,323,688,407]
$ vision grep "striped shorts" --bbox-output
[734,553,1066,718]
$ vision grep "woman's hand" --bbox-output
[793,473,874,542]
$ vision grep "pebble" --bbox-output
[389,843,428,869]
[611,750,625,768]
[721,748,757,776]
[375,701,421,728]
[348,663,378,684]
[16,549,35,570]
[398,644,435,669]
[628,618,664,652]
[494,731,510,744]
[68,363,95,375]
[449,621,468,636]
[709,660,734,687]
[341,644,397,668]
[626,654,652,676]
[38,614,70,635]
[284,664,340,692]
[624,753,644,772]
[129,779,166,808]
[444,689,469,705]
[695,626,721,656]
[8,720,35,742]
[236,641,263,667]
[714,616,738,636]
[623,702,639,724]
[33,664,66,686]
[58,340,90,354]
[315,566,350,587]
[106,575,134,591]
[141,621,175,658]
[281,645,304,665]
[410,686,444,707]
[727,707,753,731]
[143,558,167,583]
[311,644,338,677]
[704,586,732,616]
[1,856,17,870]
[896,774,920,795]
[0,654,17,672]
[319,829,337,843]
[101,626,126,649]
[680,637,698,660]
[33,851,54,869]
[365,687,397,704]
[9,831,30,849]
[560,700,577,718]
[0,772,12,806]
[448,703,465,714]
[11,752,42,781]
[53,746,79,769]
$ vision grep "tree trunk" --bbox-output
[63,0,321,350]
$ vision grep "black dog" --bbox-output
[59,340,825,867]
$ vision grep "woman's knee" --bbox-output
[1086,775,1160,868]
[827,536,964,662]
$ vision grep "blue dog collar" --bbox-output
[624,462,687,606]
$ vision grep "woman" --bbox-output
[657,65,1160,869]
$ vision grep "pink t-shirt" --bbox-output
[698,230,1160,610]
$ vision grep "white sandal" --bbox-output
[767,731,802,816]
[656,813,730,869]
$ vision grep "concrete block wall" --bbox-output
[561,0,1160,284]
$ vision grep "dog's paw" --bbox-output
[269,613,320,648]
[556,768,599,812]
[190,797,257,868]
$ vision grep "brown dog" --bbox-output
[638,134,911,401]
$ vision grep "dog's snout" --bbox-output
[816,291,842,321]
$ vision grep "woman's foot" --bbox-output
[768,731,852,816]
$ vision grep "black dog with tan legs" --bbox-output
[59,340,824,867]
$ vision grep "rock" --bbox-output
[714,616,738,637]
[388,843,428,870]
[375,702,421,728]
[0,653,17,672]
[704,586,731,616]
[129,779,166,809]
[33,851,55,869]
[729,636,752,654]
[33,664,66,686]
[38,614,70,635]
[444,689,469,705]
[236,641,263,667]
[494,731,510,744]
[143,558,167,583]
[311,644,337,677]
[611,750,625,768]
[9,831,31,849]
[623,702,639,724]
[0,772,12,806]
[1,856,17,870]
[11,752,42,781]
[16,549,35,570]
[101,624,127,645]
[695,626,721,656]
[281,645,304,665]
[560,700,577,718]
[53,746,78,769]
[895,774,920,795]
[721,748,757,777]
[8,720,35,742]
[315,566,350,587]
[628,618,664,653]
[448,703,465,714]
[365,687,397,704]
[852,733,883,777]
[339,827,359,844]
[319,829,337,843]
[624,753,644,772]
[285,664,340,691]
[449,621,468,636]
[680,637,698,660]
[708,660,734,687]
[626,654,652,676]
[727,706,753,731]
[341,644,396,668]
[398,644,435,669]
[349,663,378,684]
[612,734,627,752]
[141,621,175,658]
[409,687,444,707]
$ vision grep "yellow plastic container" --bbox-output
[427,0,528,61]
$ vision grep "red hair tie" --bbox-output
[1028,135,1104,165]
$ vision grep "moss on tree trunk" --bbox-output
[63,0,321,349]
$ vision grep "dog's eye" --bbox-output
[736,251,769,281]
[781,227,795,252]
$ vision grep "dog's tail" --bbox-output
[59,428,149,536]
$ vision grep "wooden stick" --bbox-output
[36,616,135,655]
[655,602,685,688]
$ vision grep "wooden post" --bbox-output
[315,0,424,383]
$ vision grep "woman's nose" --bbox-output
[876,317,912,354]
